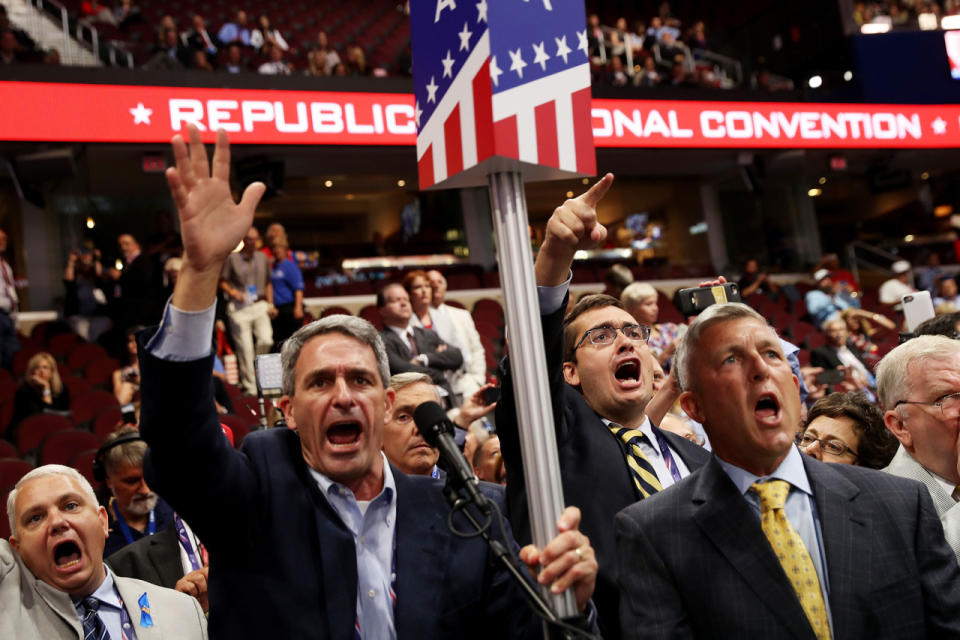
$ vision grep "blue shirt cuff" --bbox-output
[536,271,573,315]
[145,298,216,361]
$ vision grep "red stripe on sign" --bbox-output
[473,61,494,162]
[571,87,596,174]
[493,115,519,161]
[534,101,559,168]
[444,104,463,177]
[418,146,434,190]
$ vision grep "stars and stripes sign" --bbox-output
[410,0,596,190]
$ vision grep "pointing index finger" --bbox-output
[576,173,614,208]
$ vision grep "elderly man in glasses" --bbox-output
[877,334,960,564]
[495,175,710,639]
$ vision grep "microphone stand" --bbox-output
[440,476,592,640]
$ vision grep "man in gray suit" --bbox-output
[616,303,960,639]
[2,465,207,639]
[877,334,960,563]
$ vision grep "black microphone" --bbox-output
[413,401,490,512]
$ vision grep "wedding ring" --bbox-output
[575,547,584,561]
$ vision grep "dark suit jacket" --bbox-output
[138,340,545,639]
[615,454,960,639]
[496,296,711,639]
[381,325,463,393]
[106,522,184,590]
[810,341,870,372]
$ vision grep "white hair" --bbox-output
[621,282,658,306]
[875,335,960,409]
[7,465,98,536]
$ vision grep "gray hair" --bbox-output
[281,314,390,395]
[621,282,658,306]
[875,335,960,409]
[101,426,146,476]
[389,372,436,394]
[8,465,98,536]
[674,302,770,391]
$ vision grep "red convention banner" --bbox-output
[2,81,960,149]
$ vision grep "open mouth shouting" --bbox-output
[754,392,782,426]
[327,421,363,450]
[52,540,83,573]
[613,357,642,389]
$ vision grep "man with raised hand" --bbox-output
[137,125,600,638]
[496,175,710,638]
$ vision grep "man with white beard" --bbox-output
[99,426,175,557]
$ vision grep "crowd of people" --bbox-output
[2,125,960,639]
[854,0,960,30]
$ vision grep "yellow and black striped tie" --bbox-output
[612,426,663,498]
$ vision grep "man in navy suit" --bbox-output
[615,302,960,639]
[496,175,710,639]
[139,125,599,639]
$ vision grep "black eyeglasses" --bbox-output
[575,323,651,351]
[796,433,858,458]
[894,392,960,421]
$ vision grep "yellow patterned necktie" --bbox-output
[611,426,663,498]
[751,480,831,640]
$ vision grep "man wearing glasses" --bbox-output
[496,174,709,639]
[876,334,960,563]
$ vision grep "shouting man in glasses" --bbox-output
[877,334,960,564]
[495,174,710,639]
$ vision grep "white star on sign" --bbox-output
[441,50,456,78]
[555,34,572,64]
[425,76,439,103]
[932,117,947,134]
[476,0,487,23]
[532,41,550,71]
[129,102,153,125]
[490,55,503,86]
[458,22,472,51]
[415,100,422,128]
[509,47,527,78]
[577,29,588,56]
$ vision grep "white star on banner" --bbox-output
[425,76,439,103]
[509,47,527,78]
[576,29,588,56]
[490,55,503,86]
[441,50,455,78]
[129,102,153,125]
[476,0,487,23]
[458,22,472,51]
[555,34,571,64]
[932,117,947,134]
[532,41,550,71]
[415,101,422,128]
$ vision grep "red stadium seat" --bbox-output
[84,357,121,388]
[0,368,14,387]
[63,375,93,397]
[70,448,100,487]
[0,458,33,488]
[15,414,72,456]
[219,414,251,447]
[0,400,13,439]
[49,333,81,359]
[12,347,42,378]
[39,430,102,466]
[321,305,352,317]
[445,300,466,310]
[93,406,126,441]
[358,304,383,330]
[71,390,119,427]
[0,487,11,540]
[0,439,17,459]
[67,343,110,372]
[472,298,503,317]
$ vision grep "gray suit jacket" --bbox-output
[0,540,206,640]
[884,445,960,564]
[616,454,960,639]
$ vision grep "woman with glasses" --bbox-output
[798,391,898,469]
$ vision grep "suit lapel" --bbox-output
[32,577,83,637]
[115,579,161,640]
[147,526,185,589]
[394,470,450,640]
[803,457,868,640]
[692,458,815,640]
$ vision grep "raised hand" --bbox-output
[535,173,614,286]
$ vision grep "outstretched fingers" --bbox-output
[238,181,267,220]
[165,167,189,212]
[577,172,614,208]
[187,124,210,183]
[211,128,231,183]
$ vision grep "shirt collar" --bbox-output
[601,415,654,439]
[309,451,396,505]
[716,445,812,497]
[387,323,413,339]
[73,564,123,611]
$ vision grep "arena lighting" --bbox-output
[397,179,406,187]
[861,23,891,34]
[565,190,574,198]
[921,171,931,180]
[808,188,823,197]
[843,70,853,82]
[581,178,589,184]
[324,179,333,187]
[114,259,123,270]
[919,12,939,30]
[934,205,954,217]
[904,234,916,242]
[808,75,823,89]
[85,217,95,229]
[818,177,827,185]
[943,15,960,30]
[346,193,355,200]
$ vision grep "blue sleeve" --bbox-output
[537,271,573,315]
[287,262,304,292]
[145,299,216,362]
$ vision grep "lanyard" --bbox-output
[173,514,204,572]
[652,428,683,484]
[118,595,132,640]
[112,499,156,545]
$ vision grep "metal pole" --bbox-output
[487,170,577,619]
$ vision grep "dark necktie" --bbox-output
[612,426,663,498]
[407,331,419,357]
[78,597,111,640]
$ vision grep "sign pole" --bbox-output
[487,170,577,619]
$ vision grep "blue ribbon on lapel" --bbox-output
[138,592,155,627]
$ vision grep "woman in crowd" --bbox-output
[9,351,70,439]
[798,391,898,469]
[250,14,288,52]
[63,247,111,342]
[840,307,895,370]
[620,282,683,367]
[267,237,304,348]
[403,269,436,330]
[113,326,141,405]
